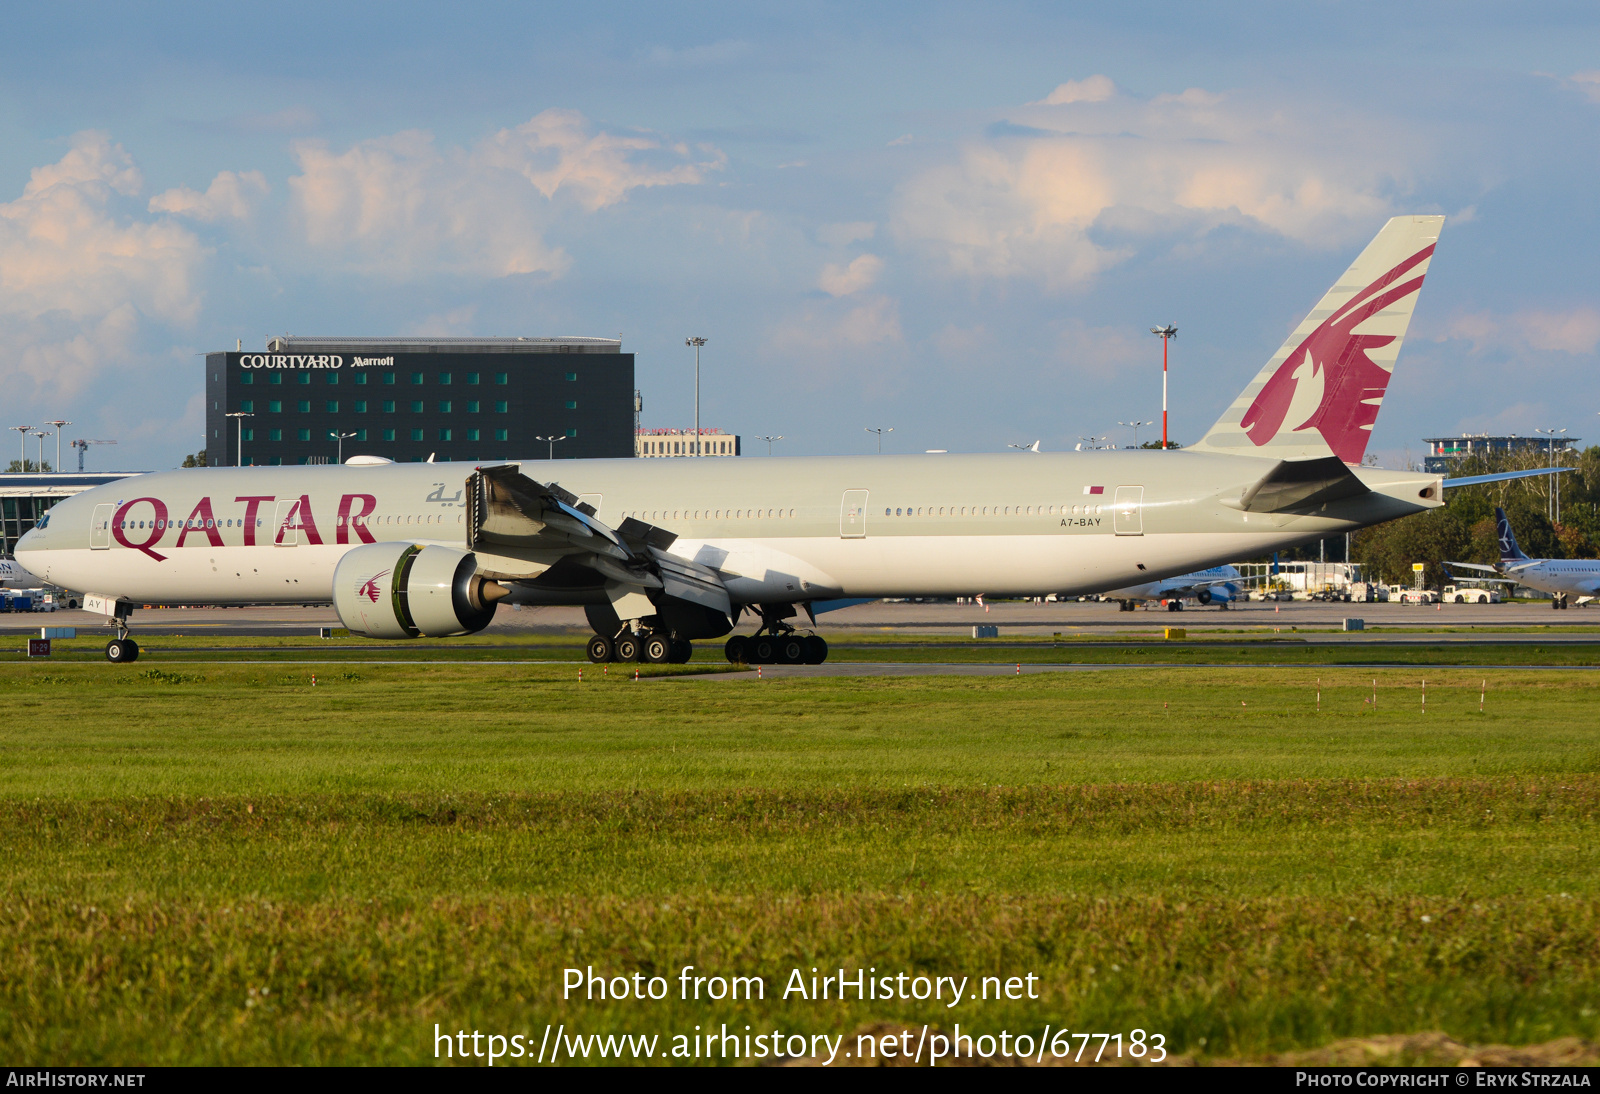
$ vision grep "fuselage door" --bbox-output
[840,489,869,539]
[1113,486,1145,536]
[273,499,298,546]
[90,503,113,550]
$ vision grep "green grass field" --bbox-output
[6,628,1600,668]
[1,662,1597,1065]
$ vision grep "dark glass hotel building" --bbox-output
[204,336,635,465]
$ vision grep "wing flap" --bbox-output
[466,464,729,615]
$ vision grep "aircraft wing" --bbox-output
[466,463,730,615]
[1442,561,1499,574]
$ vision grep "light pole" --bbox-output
[1118,419,1153,449]
[329,430,358,465]
[865,427,893,453]
[756,435,784,456]
[534,434,567,461]
[1536,427,1567,521]
[686,337,706,455]
[1077,435,1109,451]
[11,426,31,470]
[226,412,254,467]
[31,432,48,473]
[45,421,70,473]
[1150,326,1177,448]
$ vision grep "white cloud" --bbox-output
[1034,75,1116,105]
[1437,307,1600,356]
[149,170,269,222]
[1567,71,1600,103]
[478,109,724,212]
[288,110,722,278]
[405,304,480,337]
[819,253,884,296]
[893,86,1411,289]
[769,295,902,354]
[0,132,209,403]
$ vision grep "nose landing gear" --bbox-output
[105,638,139,663]
[101,599,139,663]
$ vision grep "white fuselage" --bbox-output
[0,560,44,589]
[14,453,1435,607]
[1101,565,1243,603]
[1502,558,1600,602]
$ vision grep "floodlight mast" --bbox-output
[1536,427,1568,521]
[865,427,893,453]
[226,412,253,467]
[45,421,70,473]
[1150,326,1177,448]
[11,426,31,470]
[329,430,358,466]
[686,337,707,456]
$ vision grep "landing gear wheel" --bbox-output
[615,634,642,662]
[752,637,777,664]
[644,635,673,664]
[105,638,139,664]
[779,637,805,664]
[586,635,615,663]
[803,635,828,664]
[672,639,693,664]
[724,635,749,664]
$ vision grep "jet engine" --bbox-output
[1196,585,1234,606]
[332,541,508,638]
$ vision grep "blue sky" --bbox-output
[4,2,1600,469]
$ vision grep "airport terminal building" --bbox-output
[205,337,636,466]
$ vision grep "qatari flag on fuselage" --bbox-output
[1082,485,1105,495]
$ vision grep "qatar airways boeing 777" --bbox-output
[15,215,1554,665]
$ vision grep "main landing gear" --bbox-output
[586,631,693,664]
[724,632,827,665]
[1553,593,1570,611]
[723,604,829,665]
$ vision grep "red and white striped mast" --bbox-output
[1150,325,1177,448]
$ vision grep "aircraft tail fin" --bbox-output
[1190,215,1444,464]
[1495,507,1529,563]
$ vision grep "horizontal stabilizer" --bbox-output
[1442,467,1573,489]
[1222,455,1370,513]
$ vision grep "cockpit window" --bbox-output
[35,514,49,529]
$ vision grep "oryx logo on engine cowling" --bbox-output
[1241,244,1434,465]
[358,570,390,602]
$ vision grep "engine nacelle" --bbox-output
[1197,585,1234,606]
[332,542,501,638]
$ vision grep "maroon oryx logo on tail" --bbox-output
[1241,243,1435,465]
[358,570,390,602]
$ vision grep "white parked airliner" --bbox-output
[1100,565,1246,612]
[1447,507,1600,610]
[14,216,1556,664]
